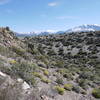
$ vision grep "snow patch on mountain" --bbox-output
[15,24,100,37]
[66,24,100,33]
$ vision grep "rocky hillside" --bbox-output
[0,27,100,100]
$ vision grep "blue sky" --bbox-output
[0,0,100,32]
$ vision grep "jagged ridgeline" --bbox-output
[0,27,100,100]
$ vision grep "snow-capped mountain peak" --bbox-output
[66,24,100,33]
[15,24,100,37]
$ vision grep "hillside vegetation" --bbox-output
[0,27,100,100]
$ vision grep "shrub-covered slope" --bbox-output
[0,27,100,100]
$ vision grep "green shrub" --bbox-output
[78,79,89,90]
[28,77,36,86]
[36,55,49,65]
[31,48,39,55]
[64,84,73,91]
[81,90,87,95]
[55,60,64,68]
[72,86,81,93]
[47,49,56,55]
[11,46,26,57]
[56,77,64,85]
[33,72,51,84]
[63,73,73,80]
[55,86,65,95]
[43,70,49,76]
[33,72,42,79]
[41,77,51,84]
[9,60,17,64]
[0,45,9,56]
[58,69,66,74]
[92,88,100,98]
[79,71,93,80]
[11,62,37,86]
[59,69,64,74]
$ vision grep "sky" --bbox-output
[0,0,100,32]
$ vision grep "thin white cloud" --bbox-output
[0,0,11,5]
[48,2,58,7]
[56,16,79,20]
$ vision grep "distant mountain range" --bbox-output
[66,24,100,33]
[15,32,52,37]
[15,24,100,37]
